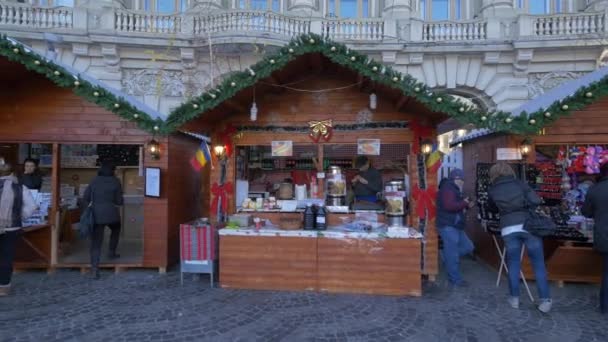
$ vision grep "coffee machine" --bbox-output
[326,166,346,206]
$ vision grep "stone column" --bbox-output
[382,0,412,18]
[287,0,319,16]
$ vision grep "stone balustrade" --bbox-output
[0,1,72,29]
[114,9,182,34]
[193,10,310,36]
[321,18,384,41]
[422,20,487,41]
[532,12,606,36]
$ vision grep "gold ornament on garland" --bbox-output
[331,46,336,52]
[544,112,551,117]
[561,104,569,110]
[73,80,80,87]
[436,97,443,103]
[459,107,465,113]
[308,119,333,143]
[288,48,294,53]
[93,91,100,97]
[392,77,399,82]
[34,60,40,65]
[192,103,199,109]
[309,38,315,44]
[505,117,513,123]
[114,103,120,108]
[231,82,236,87]
[350,56,356,61]
[153,125,159,131]
[481,116,487,121]
[414,87,421,92]
[53,70,60,76]
[372,66,378,72]
[586,92,593,98]
[529,119,536,125]
[210,93,216,99]
[133,113,139,119]
[12,48,19,53]
[270,59,275,64]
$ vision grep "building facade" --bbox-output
[0,0,607,116]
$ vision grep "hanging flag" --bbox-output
[426,150,443,174]
[190,142,213,171]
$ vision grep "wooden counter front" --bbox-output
[317,237,421,296]
[219,235,318,291]
[219,229,422,296]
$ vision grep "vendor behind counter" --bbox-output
[351,156,383,208]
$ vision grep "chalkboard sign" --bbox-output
[97,145,140,166]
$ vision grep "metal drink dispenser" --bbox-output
[326,166,346,206]
[384,179,408,227]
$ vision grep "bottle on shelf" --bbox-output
[303,204,315,230]
[315,204,327,230]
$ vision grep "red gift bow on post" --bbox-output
[412,184,438,220]
[211,181,233,215]
[218,124,237,158]
[410,120,433,154]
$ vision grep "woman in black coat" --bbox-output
[83,162,123,279]
[582,163,608,314]
[20,158,43,190]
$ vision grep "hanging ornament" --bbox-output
[12,48,19,54]
[529,119,536,125]
[459,107,465,113]
[269,59,275,64]
[414,87,421,92]
[350,56,356,61]
[192,103,199,109]
[562,104,569,110]
[436,97,443,103]
[250,101,258,121]
[34,60,40,65]
[585,92,593,98]
[249,69,255,76]
[153,125,159,131]
[133,113,139,119]
[308,119,333,143]
[372,66,378,72]
[309,38,315,44]
[505,117,513,123]
[231,82,236,87]
[53,71,60,76]
[93,91,100,97]
[544,112,551,118]
[210,93,216,99]
[73,80,80,87]
[369,93,377,110]
[330,46,336,52]
[114,103,120,108]
[288,48,294,53]
[392,76,399,82]
[561,173,571,192]
[481,116,487,121]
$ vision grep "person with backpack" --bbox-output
[582,163,608,314]
[0,158,37,296]
[488,162,552,313]
[83,162,124,280]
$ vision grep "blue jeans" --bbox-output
[503,232,550,300]
[439,226,474,285]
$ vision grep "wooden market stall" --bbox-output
[174,36,489,296]
[459,67,608,285]
[0,39,202,273]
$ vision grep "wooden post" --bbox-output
[317,144,324,199]
[50,143,61,269]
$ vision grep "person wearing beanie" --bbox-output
[0,158,37,296]
[436,168,474,288]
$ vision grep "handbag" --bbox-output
[519,182,556,237]
[79,187,95,238]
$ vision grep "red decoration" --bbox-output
[412,184,437,220]
[410,120,433,154]
[211,181,233,214]
[218,124,237,157]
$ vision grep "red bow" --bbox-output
[219,124,237,157]
[412,184,437,220]
[410,120,433,154]
[211,182,233,215]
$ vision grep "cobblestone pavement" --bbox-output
[0,260,606,342]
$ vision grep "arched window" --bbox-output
[142,0,189,12]
[326,0,371,18]
[515,0,565,14]
[419,0,463,20]
[28,0,74,6]
[238,0,280,11]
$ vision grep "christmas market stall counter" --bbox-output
[218,226,423,296]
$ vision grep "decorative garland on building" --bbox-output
[236,121,408,133]
[3,33,608,136]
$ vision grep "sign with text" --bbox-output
[496,148,522,161]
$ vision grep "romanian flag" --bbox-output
[426,150,443,174]
[190,142,212,171]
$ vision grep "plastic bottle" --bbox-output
[315,204,327,230]
[303,204,316,230]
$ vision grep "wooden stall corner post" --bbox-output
[49,143,61,273]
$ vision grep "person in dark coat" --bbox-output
[436,168,474,288]
[352,156,383,203]
[582,163,608,314]
[488,162,552,313]
[83,162,124,279]
[20,158,43,190]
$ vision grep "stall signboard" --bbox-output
[357,139,380,155]
[496,148,522,161]
[271,141,293,157]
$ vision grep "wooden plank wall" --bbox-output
[536,97,608,143]
[0,71,180,268]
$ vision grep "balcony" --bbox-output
[0,1,606,45]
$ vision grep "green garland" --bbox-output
[237,121,408,133]
[3,33,608,136]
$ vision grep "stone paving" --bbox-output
[0,260,606,342]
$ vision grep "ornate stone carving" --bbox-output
[122,69,186,97]
[526,71,585,98]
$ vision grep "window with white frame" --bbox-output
[326,0,371,18]
[419,0,463,20]
[514,0,565,14]
[28,0,74,6]
[142,0,189,12]
[238,0,281,11]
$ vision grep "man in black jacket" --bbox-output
[582,163,608,314]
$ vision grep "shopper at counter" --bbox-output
[351,156,382,203]
[488,162,552,313]
[582,163,608,315]
[20,158,42,190]
[436,168,474,288]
